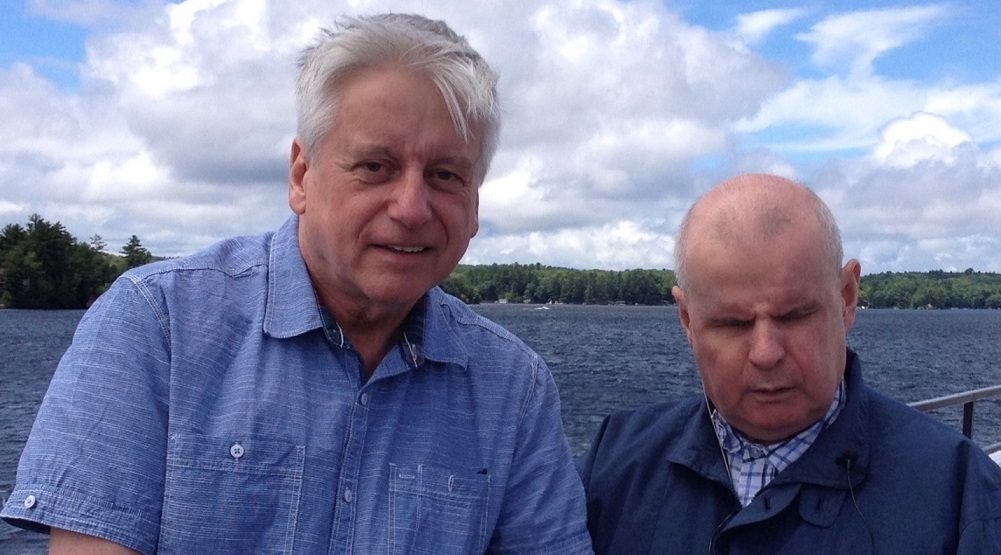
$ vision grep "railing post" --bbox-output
[907,384,1001,454]
[963,402,974,439]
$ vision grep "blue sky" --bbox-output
[1,3,85,89]
[1,0,1000,273]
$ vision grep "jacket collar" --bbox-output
[666,396,735,487]
[668,349,871,491]
[774,349,870,490]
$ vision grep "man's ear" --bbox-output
[673,285,693,346]
[289,138,308,215]
[841,259,862,331]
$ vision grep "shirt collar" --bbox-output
[262,218,459,369]
[263,215,325,339]
[317,295,427,369]
[713,380,847,473]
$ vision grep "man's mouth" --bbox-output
[389,245,427,253]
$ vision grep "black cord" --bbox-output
[843,455,877,554]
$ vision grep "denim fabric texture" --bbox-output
[1,215,593,555]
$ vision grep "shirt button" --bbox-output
[359,393,369,406]
[343,488,353,503]
[230,443,245,459]
[24,495,36,509]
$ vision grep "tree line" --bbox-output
[2,215,1000,309]
[441,263,675,305]
[858,269,1001,309]
[441,264,1001,308]
[0,214,156,309]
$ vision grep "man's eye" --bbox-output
[780,309,814,322]
[431,169,459,182]
[362,162,385,173]
[713,319,750,329]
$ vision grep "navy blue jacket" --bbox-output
[579,350,1001,554]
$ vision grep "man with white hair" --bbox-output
[2,14,592,554]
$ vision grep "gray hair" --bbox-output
[295,13,501,183]
[673,175,844,291]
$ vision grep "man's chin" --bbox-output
[361,281,433,308]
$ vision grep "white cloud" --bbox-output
[2,0,1000,273]
[734,8,807,45]
[465,219,676,271]
[872,112,972,168]
[797,4,947,77]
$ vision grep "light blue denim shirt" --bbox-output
[1,215,593,555]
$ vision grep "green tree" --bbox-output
[440,274,480,304]
[90,234,107,253]
[121,235,154,269]
[1,215,79,308]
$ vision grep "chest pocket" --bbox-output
[388,463,491,554]
[160,433,305,554]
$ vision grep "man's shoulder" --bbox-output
[426,289,537,354]
[580,397,706,497]
[126,230,275,282]
[584,397,704,468]
[602,397,704,442]
[865,386,968,442]
[96,228,284,319]
[863,385,1001,469]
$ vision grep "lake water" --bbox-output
[2,306,1000,552]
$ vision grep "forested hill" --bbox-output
[441,264,1001,309]
[0,214,161,309]
[857,270,1001,309]
[2,215,1000,309]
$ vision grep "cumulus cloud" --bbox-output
[872,112,972,168]
[1,0,999,273]
[810,112,1001,273]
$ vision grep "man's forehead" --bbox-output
[690,280,824,318]
[685,246,833,303]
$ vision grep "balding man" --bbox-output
[578,174,1001,554]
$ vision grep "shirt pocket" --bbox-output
[160,433,305,555]
[388,463,491,554]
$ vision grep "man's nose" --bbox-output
[388,170,433,226]
[748,320,784,369]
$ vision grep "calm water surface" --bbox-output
[2,306,1000,552]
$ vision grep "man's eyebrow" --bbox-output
[346,143,394,158]
[430,155,476,169]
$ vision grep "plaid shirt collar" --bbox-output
[711,380,846,506]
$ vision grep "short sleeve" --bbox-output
[0,274,171,555]
[488,355,594,554]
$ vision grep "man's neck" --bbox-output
[320,295,419,377]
